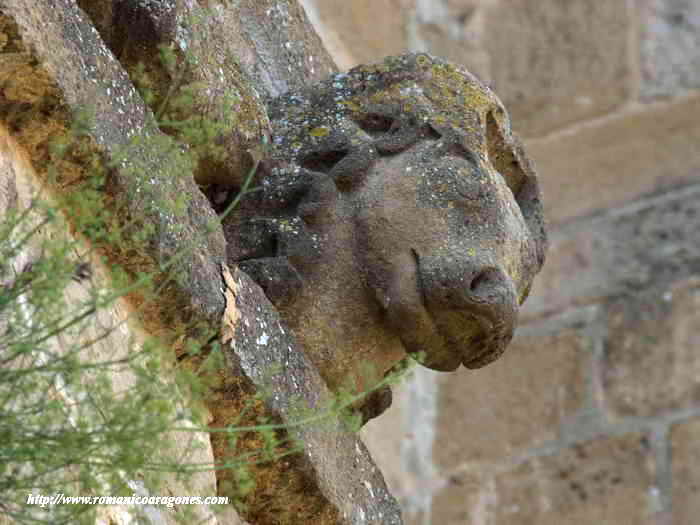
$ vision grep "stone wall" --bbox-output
[300,1,700,523]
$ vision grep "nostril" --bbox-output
[468,268,510,302]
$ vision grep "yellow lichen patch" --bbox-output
[368,91,385,104]
[309,126,330,138]
[416,53,431,68]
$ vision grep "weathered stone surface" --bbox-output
[234,0,338,98]
[433,326,589,467]
[77,0,336,101]
[670,417,700,524]
[432,433,657,524]
[603,278,700,418]
[220,266,403,525]
[523,184,700,320]
[302,0,412,68]
[1,0,227,322]
[640,0,700,99]
[77,0,272,186]
[483,0,631,136]
[527,94,700,224]
[76,0,338,185]
[225,53,547,410]
[75,0,179,57]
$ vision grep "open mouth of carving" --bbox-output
[461,328,512,369]
[393,312,511,372]
[431,309,513,370]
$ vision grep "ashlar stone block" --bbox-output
[433,327,589,467]
[432,433,657,525]
[484,0,631,136]
[603,278,700,419]
[641,0,700,99]
[523,185,700,320]
[527,95,700,224]
[671,417,700,524]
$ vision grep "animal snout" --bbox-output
[413,258,519,369]
[420,261,516,315]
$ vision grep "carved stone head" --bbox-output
[224,53,546,396]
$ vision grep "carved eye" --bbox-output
[484,109,547,269]
[300,149,349,174]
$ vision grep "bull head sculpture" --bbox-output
[223,53,547,420]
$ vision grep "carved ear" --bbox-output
[485,109,528,197]
[485,109,547,268]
